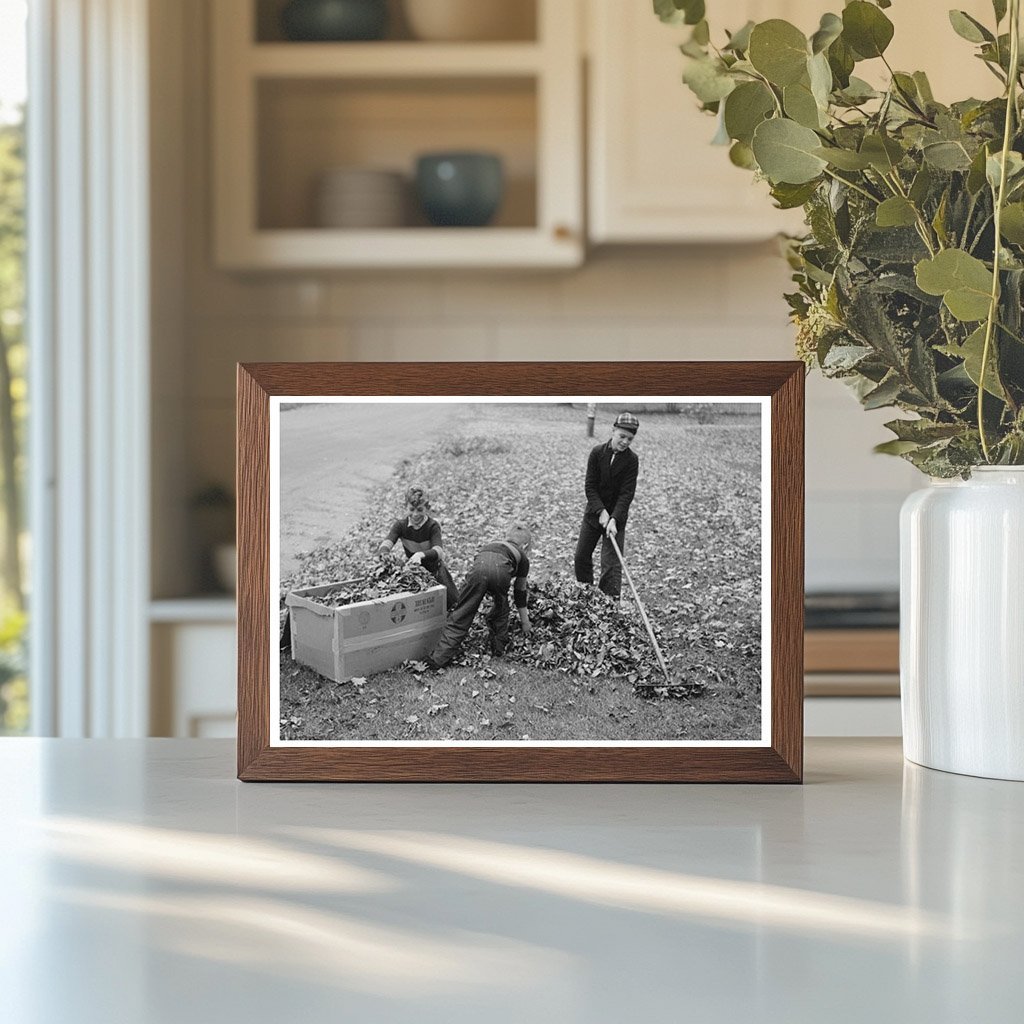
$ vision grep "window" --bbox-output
[0,0,28,734]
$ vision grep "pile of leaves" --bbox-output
[435,578,710,698]
[660,0,1024,475]
[300,560,439,609]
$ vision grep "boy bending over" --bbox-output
[428,523,533,668]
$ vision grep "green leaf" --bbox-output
[1000,203,1024,245]
[827,36,855,89]
[993,0,1008,24]
[986,150,1024,191]
[967,144,991,194]
[682,57,736,104]
[862,374,903,409]
[932,190,950,247]
[808,51,833,109]
[682,0,705,25]
[810,12,843,54]
[909,164,933,205]
[723,81,775,144]
[915,249,994,322]
[770,180,820,209]
[939,325,1006,398]
[784,80,824,129]
[813,146,872,170]
[874,439,922,455]
[653,0,681,24]
[891,72,923,111]
[728,140,757,169]
[876,197,918,228]
[884,418,964,443]
[691,19,710,45]
[840,76,878,104]
[748,20,809,87]
[860,133,904,173]
[653,0,705,26]
[922,140,972,171]
[912,71,935,104]
[724,20,755,53]
[948,10,994,44]
[751,118,828,184]
[842,1,894,59]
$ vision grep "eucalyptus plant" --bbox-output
[657,0,1024,475]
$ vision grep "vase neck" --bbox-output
[967,467,1024,484]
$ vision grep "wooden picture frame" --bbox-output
[237,362,804,782]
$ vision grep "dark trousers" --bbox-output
[421,551,460,610]
[574,514,626,598]
[431,551,512,667]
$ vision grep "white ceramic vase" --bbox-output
[900,467,1024,781]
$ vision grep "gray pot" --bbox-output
[415,152,504,227]
[280,0,388,41]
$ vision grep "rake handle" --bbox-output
[607,533,671,685]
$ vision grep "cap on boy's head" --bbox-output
[613,411,639,435]
[404,485,429,510]
[507,523,532,550]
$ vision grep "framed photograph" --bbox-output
[237,362,803,782]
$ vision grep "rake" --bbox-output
[607,533,671,685]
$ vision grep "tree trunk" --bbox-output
[0,323,23,609]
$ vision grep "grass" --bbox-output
[279,403,763,743]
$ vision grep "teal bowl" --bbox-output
[415,152,505,228]
[281,0,388,41]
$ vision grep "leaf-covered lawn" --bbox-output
[279,403,763,742]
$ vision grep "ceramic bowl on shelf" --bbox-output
[280,0,388,42]
[315,167,408,228]
[403,0,535,42]
[414,152,504,227]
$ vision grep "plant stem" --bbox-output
[884,171,939,254]
[822,167,880,205]
[979,0,1021,462]
[749,69,783,117]
[997,319,1024,345]
[968,213,994,253]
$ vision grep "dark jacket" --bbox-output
[584,441,639,524]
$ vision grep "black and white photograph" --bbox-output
[271,397,770,746]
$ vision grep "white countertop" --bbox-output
[1,737,1021,1023]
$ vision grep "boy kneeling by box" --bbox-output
[428,523,533,669]
[377,485,460,609]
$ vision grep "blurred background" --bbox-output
[0,0,998,739]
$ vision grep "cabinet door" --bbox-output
[588,0,813,242]
[588,0,995,243]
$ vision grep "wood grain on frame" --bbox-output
[237,362,804,782]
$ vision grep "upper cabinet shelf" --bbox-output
[211,0,583,269]
[248,41,545,77]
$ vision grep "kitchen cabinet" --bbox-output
[586,0,999,244]
[587,0,810,243]
[804,628,901,737]
[211,0,583,268]
[150,600,237,738]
